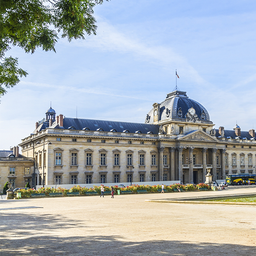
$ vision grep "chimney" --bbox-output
[15,146,19,157]
[59,114,63,127]
[219,126,224,137]
[12,147,16,156]
[35,122,39,129]
[249,129,255,138]
[235,127,241,137]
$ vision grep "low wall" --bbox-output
[36,180,180,190]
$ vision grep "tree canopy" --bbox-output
[0,0,106,96]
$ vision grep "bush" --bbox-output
[3,182,9,195]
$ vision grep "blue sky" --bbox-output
[1,0,256,149]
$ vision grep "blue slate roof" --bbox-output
[0,150,13,158]
[63,118,159,134]
[215,129,255,139]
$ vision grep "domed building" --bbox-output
[19,89,256,188]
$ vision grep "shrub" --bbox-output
[3,182,9,195]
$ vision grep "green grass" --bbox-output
[206,196,256,203]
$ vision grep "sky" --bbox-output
[1,0,256,149]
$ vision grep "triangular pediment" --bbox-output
[178,130,217,142]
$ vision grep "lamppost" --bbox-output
[42,141,51,187]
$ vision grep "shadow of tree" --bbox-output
[0,212,255,255]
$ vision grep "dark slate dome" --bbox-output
[145,90,211,124]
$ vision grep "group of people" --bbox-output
[100,185,115,198]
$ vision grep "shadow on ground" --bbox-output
[0,211,255,256]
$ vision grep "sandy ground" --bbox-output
[0,187,256,256]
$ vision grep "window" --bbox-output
[140,174,145,182]
[163,173,167,181]
[24,168,30,175]
[182,154,185,164]
[55,175,61,185]
[100,154,106,166]
[139,154,145,166]
[232,155,236,166]
[9,167,15,175]
[127,174,132,183]
[128,140,132,144]
[101,140,105,143]
[216,156,220,165]
[152,173,156,181]
[203,128,206,132]
[101,174,106,183]
[140,141,144,145]
[248,155,253,166]
[86,153,92,166]
[127,154,132,166]
[163,155,167,166]
[193,154,196,165]
[114,154,119,166]
[179,126,183,134]
[240,155,245,166]
[152,142,156,145]
[72,138,77,142]
[71,175,77,184]
[233,145,236,148]
[114,174,119,183]
[151,154,156,165]
[43,152,46,167]
[56,137,61,141]
[87,139,91,143]
[9,179,15,188]
[39,154,42,167]
[71,153,77,165]
[86,175,92,184]
[115,140,119,144]
[55,152,62,165]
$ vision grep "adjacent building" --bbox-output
[18,89,256,187]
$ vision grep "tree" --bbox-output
[0,0,107,96]
[3,181,9,194]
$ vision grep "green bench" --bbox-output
[121,190,133,194]
[157,189,167,193]
[31,193,46,198]
[66,192,80,196]
[49,193,63,197]
[86,191,98,196]
[137,190,148,194]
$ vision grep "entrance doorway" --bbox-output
[193,171,198,184]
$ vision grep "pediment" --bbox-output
[178,131,217,142]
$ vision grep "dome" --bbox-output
[145,90,211,124]
[46,107,56,114]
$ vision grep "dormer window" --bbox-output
[178,108,182,118]
[201,111,206,120]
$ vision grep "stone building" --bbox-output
[19,90,256,187]
[0,147,34,192]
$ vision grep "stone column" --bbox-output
[212,148,217,181]
[203,147,207,177]
[221,149,226,179]
[189,147,194,183]
[158,147,164,181]
[178,147,183,183]
[169,147,175,180]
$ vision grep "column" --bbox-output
[202,147,207,176]
[169,147,175,180]
[178,147,183,183]
[221,149,226,179]
[189,147,194,184]
[212,148,217,181]
[158,147,164,181]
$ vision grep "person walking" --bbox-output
[100,185,104,198]
[111,186,114,198]
[161,184,165,193]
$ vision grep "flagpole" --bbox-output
[175,69,177,90]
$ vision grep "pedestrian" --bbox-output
[111,186,114,198]
[100,185,104,198]
[161,184,164,193]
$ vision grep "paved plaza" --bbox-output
[0,187,256,255]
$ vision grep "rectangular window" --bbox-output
[100,154,106,166]
[55,175,61,185]
[101,174,106,183]
[151,173,156,181]
[114,174,119,183]
[216,156,220,165]
[127,174,132,183]
[86,153,92,166]
[114,154,119,166]
[248,155,252,165]
[101,140,105,143]
[151,154,156,165]
[240,156,245,165]
[232,155,236,166]
[179,126,183,134]
[43,152,46,167]
[71,175,77,184]
[127,154,132,166]
[163,173,167,181]
[139,154,145,166]
[87,139,91,143]
[193,154,196,165]
[9,167,15,175]
[203,128,206,132]
[128,141,132,144]
[163,155,167,166]
[140,141,144,145]
[24,168,30,175]
[55,152,62,165]
[56,138,61,141]
[139,174,145,182]
[72,138,77,142]
[152,142,156,145]
[86,175,92,184]
[9,179,15,188]
[39,154,42,167]
[71,153,77,165]
[115,140,119,144]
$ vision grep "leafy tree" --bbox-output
[0,0,107,96]
[3,182,9,194]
